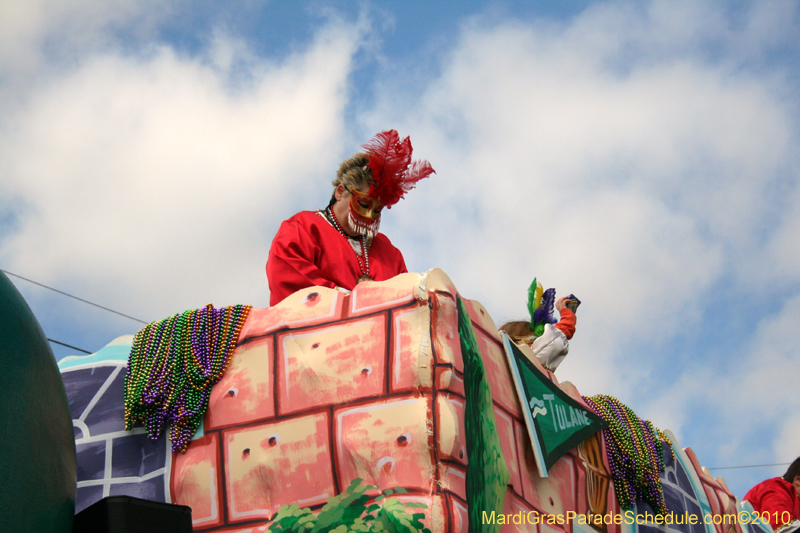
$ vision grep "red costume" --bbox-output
[554,308,576,339]
[267,211,407,306]
[744,477,800,529]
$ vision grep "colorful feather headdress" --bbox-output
[361,130,436,208]
[527,278,557,337]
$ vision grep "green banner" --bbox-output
[501,333,606,477]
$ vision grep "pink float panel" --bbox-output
[440,463,467,501]
[171,432,224,530]
[390,302,434,393]
[333,395,434,496]
[683,447,707,482]
[211,525,270,533]
[222,412,335,524]
[206,335,275,431]
[449,495,469,533]
[542,519,568,533]
[436,392,468,466]
[703,482,723,521]
[430,293,464,372]
[435,366,466,397]
[501,492,539,533]
[276,314,387,415]
[348,273,419,316]
[715,486,742,533]
[514,419,577,519]
[475,327,522,418]
[460,297,500,339]
[494,405,523,496]
[239,287,344,339]
[424,268,459,296]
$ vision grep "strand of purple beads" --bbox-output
[124,303,252,453]
[583,394,673,515]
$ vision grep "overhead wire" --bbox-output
[2,269,148,324]
[47,338,92,354]
[2,268,149,356]
[707,462,792,471]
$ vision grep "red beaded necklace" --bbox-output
[326,207,371,282]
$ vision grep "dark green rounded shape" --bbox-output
[0,272,76,532]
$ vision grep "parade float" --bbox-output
[1,268,777,532]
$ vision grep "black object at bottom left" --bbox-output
[72,495,192,533]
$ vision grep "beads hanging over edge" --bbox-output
[582,394,674,516]
[124,303,252,453]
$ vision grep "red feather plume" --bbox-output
[362,130,435,208]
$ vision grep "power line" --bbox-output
[2,269,148,324]
[708,463,791,471]
[47,338,92,354]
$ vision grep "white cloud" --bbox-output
[369,0,800,469]
[0,0,170,81]
[0,8,365,318]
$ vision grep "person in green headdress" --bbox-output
[500,279,578,372]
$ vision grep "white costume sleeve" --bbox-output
[531,323,569,371]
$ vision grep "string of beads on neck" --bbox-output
[327,206,370,280]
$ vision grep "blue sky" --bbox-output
[1,0,799,500]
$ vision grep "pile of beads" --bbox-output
[582,394,674,515]
[124,303,252,453]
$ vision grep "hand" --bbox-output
[555,297,569,312]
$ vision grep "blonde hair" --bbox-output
[327,153,374,206]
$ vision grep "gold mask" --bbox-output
[347,186,383,221]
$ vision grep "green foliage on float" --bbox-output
[268,478,431,533]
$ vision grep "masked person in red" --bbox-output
[267,130,434,306]
[744,457,800,530]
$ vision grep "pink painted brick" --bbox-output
[223,412,335,523]
[475,328,521,417]
[334,396,434,495]
[276,315,387,415]
[501,492,538,533]
[541,520,568,533]
[390,302,433,393]
[461,297,500,338]
[515,421,578,516]
[239,287,344,339]
[436,393,468,466]
[430,293,463,372]
[211,526,270,533]
[435,366,465,397]
[440,463,467,501]
[704,483,722,519]
[684,447,707,482]
[494,405,523,496]
[171,432,223,529]
[349,272,420,315]
[206,335,274,431]
[450,496,469,533]
[423,268,458,296]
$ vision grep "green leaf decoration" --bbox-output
[457,295,511,533]
[268,479,430,532]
